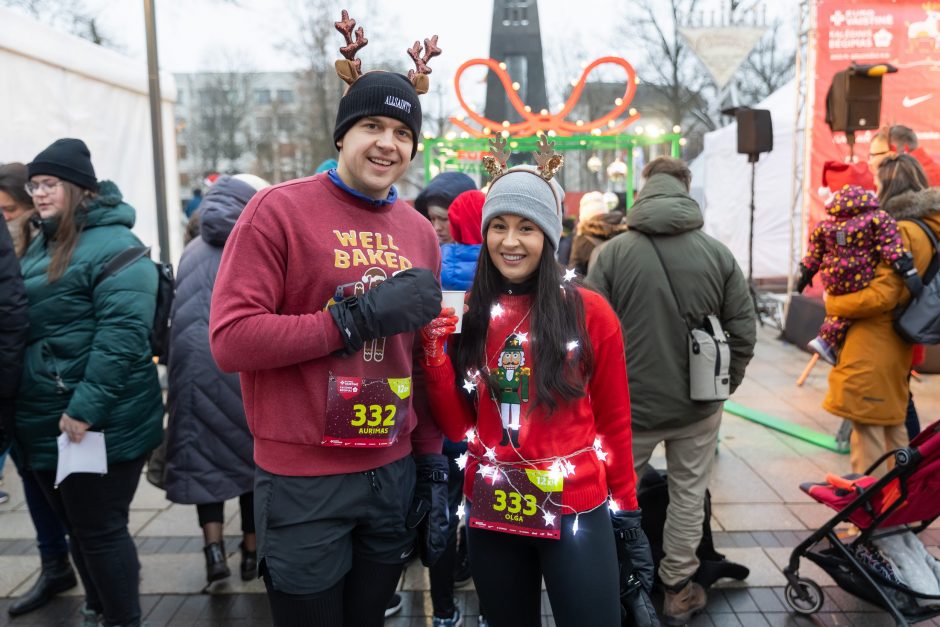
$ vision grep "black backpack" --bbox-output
[894,219,940,345]
[95,246,174,363]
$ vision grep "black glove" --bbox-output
[796,263,816,294]
[329,268,442,355]
[407,454,450,567]
[892,251,923,297]
[610,509,655,612]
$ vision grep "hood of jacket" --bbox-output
[626,174,703,236]
[883,187,940,221]
[75,180,135,230]
[198,176,257,246]
[576,211,626,238]
[825,186,878,220]
[414,172,476,217]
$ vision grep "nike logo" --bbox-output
[903,94,934,108]
[400,547,414,560]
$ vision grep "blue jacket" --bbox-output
[441,242,481,290]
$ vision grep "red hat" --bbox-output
[448,189,485,245]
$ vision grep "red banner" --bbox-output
[808,0,940,234]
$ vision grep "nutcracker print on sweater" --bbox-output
[802,185,907,296]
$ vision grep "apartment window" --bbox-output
[502,0,530,26]
[254,89,271,105]
[277,89,295,104]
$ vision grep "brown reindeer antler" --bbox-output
[483,134,511,179]
[533,134,564,181]
[334,10,368,86]
[406,35,441,95]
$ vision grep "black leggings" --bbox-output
[468,502,620,627]
[196,492,255,533]
[262,556,403,627]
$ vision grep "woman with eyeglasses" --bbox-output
[823,154,940,476]
[15,139,163,627]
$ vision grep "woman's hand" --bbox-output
[59,413,90,443]
[420,307,458,367]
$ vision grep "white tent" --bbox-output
[0,7,182,262]
[701,79,797,280]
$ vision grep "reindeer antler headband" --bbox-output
[483,133,565,183]
[334,10,441,95]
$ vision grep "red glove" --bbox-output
[420,308,458,367]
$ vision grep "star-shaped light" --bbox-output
[593,437,602,450]
[484,446,497,461]
[491,303,504,318]
[563,268,577,282]
[456,453,468,470]
[462,379,476,394]
[595,448,608,462]
[477,463,493,478]
[466,428,477,443]
[548,459,564,481]
[608,499,619,514]
[542,511,556,527]
[572,516,580,535]
[516,331,528,343]
[563,459,576,477]
[566,340,579,352]
[456,503,465,519]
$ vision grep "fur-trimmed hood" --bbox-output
[883,187,940,221]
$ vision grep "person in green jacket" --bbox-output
[17,138,163,627]
[587,157,756,626]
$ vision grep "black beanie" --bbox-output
[28,138,97,191]
[334,72,422,159]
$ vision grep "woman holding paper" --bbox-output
[15,139,163,627]
[418,139,654,627]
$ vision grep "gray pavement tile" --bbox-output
[712,504,804,532]
[733,614,772,626]
[142,593,188,626]
[723,588,759,613]
[761,613,816,627]
[748,587,787,613]
[840,613,896,626]
[752,531,783,549]
[688,613,716,626]
[705,589,734,613]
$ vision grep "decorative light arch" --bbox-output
[449,56,642,137]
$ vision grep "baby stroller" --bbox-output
[784,419,940,626]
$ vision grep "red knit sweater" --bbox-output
[425,288,639,512]
[210,174,442,476]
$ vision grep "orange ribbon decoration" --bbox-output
[449,56,641,138]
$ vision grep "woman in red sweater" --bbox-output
[420,141,653,627]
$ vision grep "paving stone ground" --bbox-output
[2,326,939,625]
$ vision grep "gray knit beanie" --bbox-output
[481,166,564,249]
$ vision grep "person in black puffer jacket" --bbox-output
[163,174,269,587]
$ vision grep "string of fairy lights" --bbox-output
[453,269,620,535]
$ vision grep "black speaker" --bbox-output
[826,69,883,133]
[736,108,773,159]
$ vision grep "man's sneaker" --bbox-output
[384,593,403,618]
[663,580,707,626]
[453,552,472,587]
[808,336,837,365]
[478,615,489,627]
[431,607,462,627]
[0,490,8,505]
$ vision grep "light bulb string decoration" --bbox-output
[449,56,641,138]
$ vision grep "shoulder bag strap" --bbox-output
[94,246,151,288]
[641,233,692,331]
[910,218,940,284]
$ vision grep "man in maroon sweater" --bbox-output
[209,55,447,624]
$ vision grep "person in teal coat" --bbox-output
[17,138,163,627]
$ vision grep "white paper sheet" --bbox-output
[54,431,107,487]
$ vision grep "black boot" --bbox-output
[239,541,257,581]
[7,553,78,616]
[500,428,509,446]
[203,541,230,583]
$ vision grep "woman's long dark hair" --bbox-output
[454,239,594,415]
[877,154,928,206]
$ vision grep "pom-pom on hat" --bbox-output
[579,191,607,221]
[27,138,97,191]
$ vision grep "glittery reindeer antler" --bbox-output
[406,35,442,95]
[483,134,511,179]
[334,10,369,86]
[533,133,564,180]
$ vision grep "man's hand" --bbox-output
[59,413,90,443]
[420,308,458,367]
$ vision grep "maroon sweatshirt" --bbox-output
[210,174,442,476]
